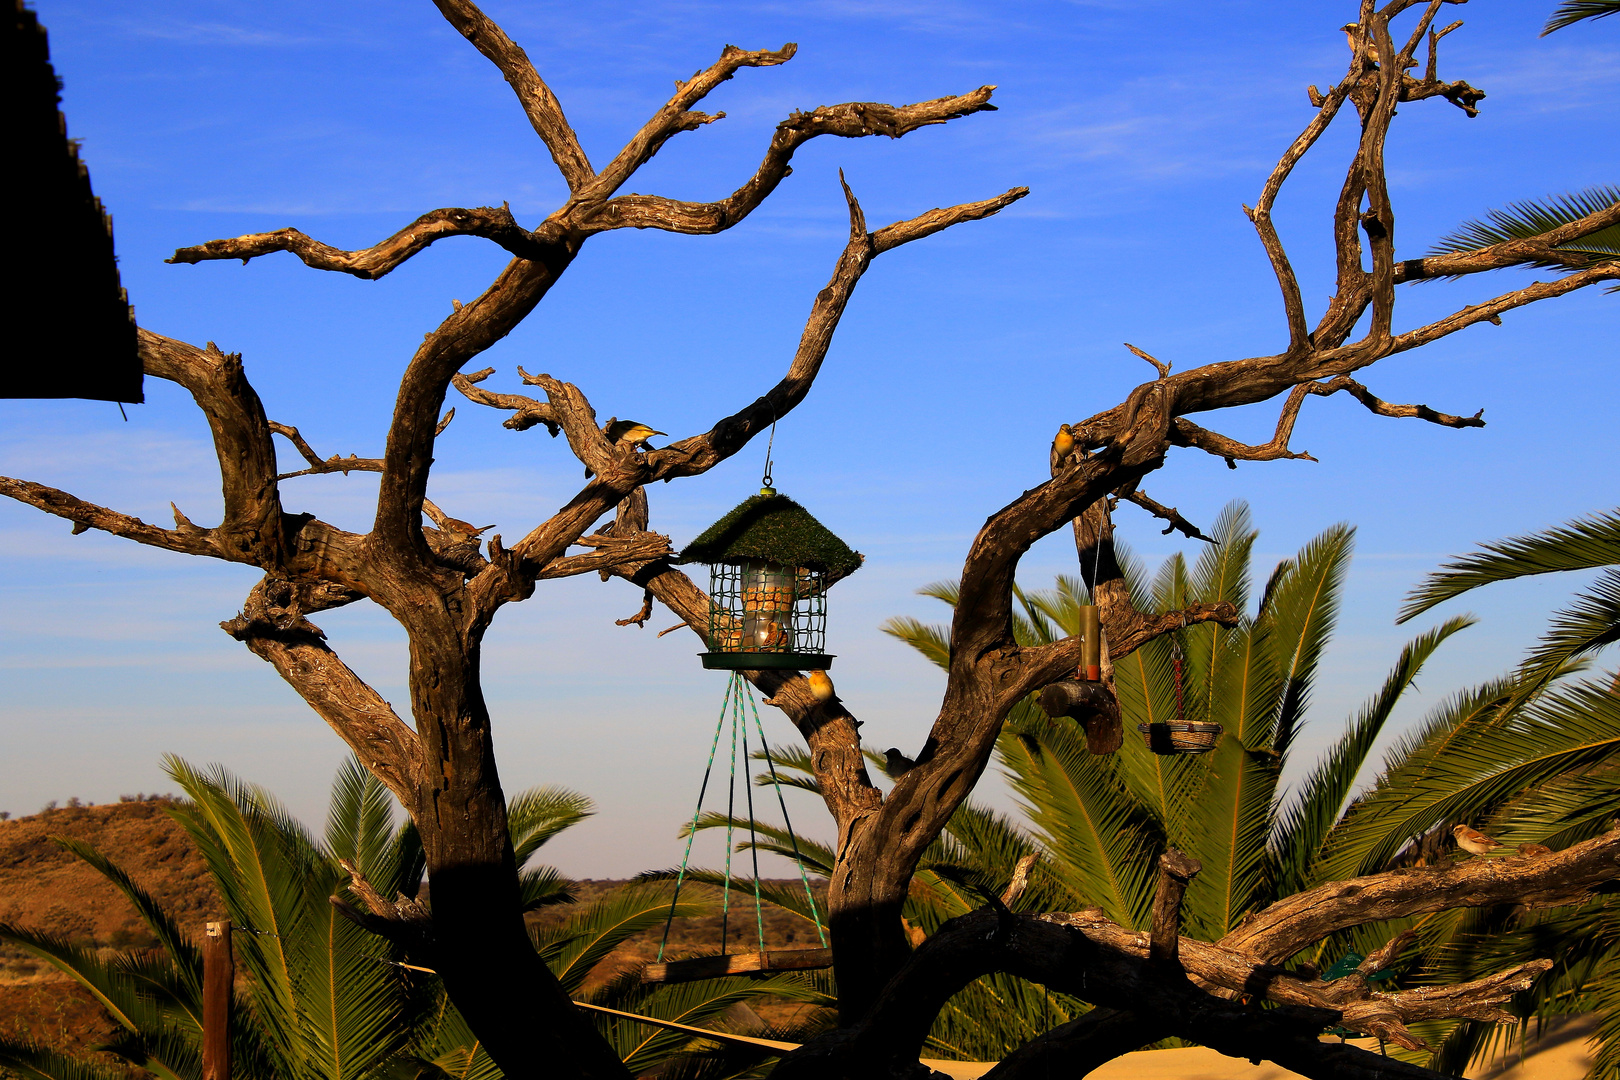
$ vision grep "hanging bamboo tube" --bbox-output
[1079,604,1101,681]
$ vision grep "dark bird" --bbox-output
[586,419,667,477]
[1453,823,1500,855]
[884,747,916,777]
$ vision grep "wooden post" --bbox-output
[203,919,233,1080]
[1149,850,1201,977]
[1078,604,1101,681]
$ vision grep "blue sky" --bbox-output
[2,1,1615,877]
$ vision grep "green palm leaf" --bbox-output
[0,1038,136,1080]
[1543,0,1620,34]
[1265,524,1355,764]
[1272,615,1473,896]
[324,756,402,891]
[507,786,595,868]
[49,837,204,1009]
[537,886,711,995]
[1525,568,1620,675]
[1399,510,1620,622]
[1424,187,1620,271]
[998,704,1160,927]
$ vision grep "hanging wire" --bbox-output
[657,675,735,962]
[742,677,827,946]
[761,417,778,490]
[739,681,767,955]
[720,678,742,953]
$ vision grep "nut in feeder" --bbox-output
[679,487,862,671]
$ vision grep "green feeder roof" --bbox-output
[679,492,863,577]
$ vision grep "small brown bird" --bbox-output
[422,499,493,542]
[1453,823,1500,856]
[884,747,916,777]
[1517,842,1553,858]
[1051,424,1076,471]
[807,669,836,703]
[586,419,667,477]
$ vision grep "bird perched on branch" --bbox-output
[1342,24,1381,65]
[1517,842,1553,858]
[807,669,836,703]
[1453,823,1500,856]
[585,419,667,477]
[421,499,493,542]
[1051,423,1076,471]
[884,747,916,777]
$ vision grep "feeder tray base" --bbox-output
[1138,722,1223,755]
[641,948,834,984]
[700,652,833,671]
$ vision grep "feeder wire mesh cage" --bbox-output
[680,489,860,671]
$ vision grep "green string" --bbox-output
[657,674,734,962]
[720,676,741,952]
[742,676,828,947]
[739,678,767,955]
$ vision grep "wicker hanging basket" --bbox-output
[1137,721,1223,755]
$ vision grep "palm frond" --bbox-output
[997,706,1160,927]
[324,756,400,889]
[506,786,595,868]
[683,812,837,878]
[1543,0,1620,34]
[518,865,579,911]
[1400,509,1620,622]
[878,616,951,670]
[1423,187,1620,272]
[1524,568,1620,676]
[634,868,827,933]
[536,886,711,995]
[1317,673,1620,879]
[1272,615,1473,896]
[0,1037,137,1080]
[49,837,203,1005]
[1265,524,1355,764]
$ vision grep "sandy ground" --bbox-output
[922,1015,1600,1080]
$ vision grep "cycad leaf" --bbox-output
[998,705,1160,927]
[49,837,203,1007]
[0,1038,136,1080]
[879,616,952,670]
[1266,523,1355,764]
[1543,0,1620,34]
[1400,509,1620,622]
[506,786,595,869]
[537,886,710,994]
[1272,615,1473,896]
[1424,187,1620,271]
[324,756,400,889]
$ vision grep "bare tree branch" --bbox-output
[168,205,545,279]
[453,368,559,434]
[572,91,1004,236]
[1309,375,1484,428]
[1117,484,1216,542]
[430,0,593,190]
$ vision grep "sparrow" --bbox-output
[1051,424,1076,472]
[1517,842,1553,858]
[585,419,667,477]
[1452,823,1499,856]
[421,499,493,542]
[884,747,916,777]
[807,669,836,703]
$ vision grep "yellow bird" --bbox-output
[807,669,836,703]
[1051,424,1076,471]
[1342,24,1380,65]
[1452,823,1499,856]
[586,419,667,477]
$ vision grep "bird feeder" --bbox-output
[1137,721,1223,755]
[678,488,862,670]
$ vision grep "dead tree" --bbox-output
[3,1,1616,1078]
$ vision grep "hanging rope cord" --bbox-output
[657,672,827,962]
